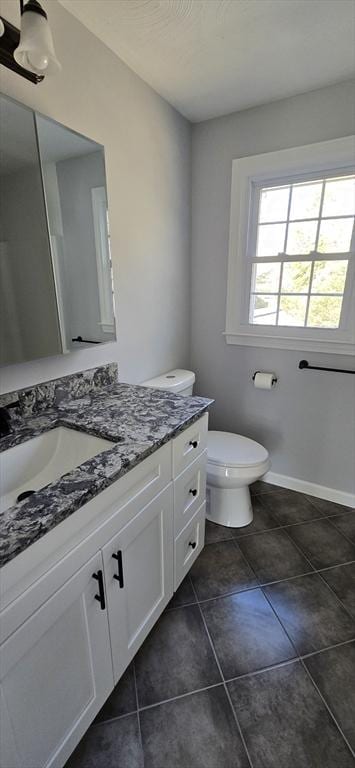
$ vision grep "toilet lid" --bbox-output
[207,431,269,468]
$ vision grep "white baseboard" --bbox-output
[264,471,355,509]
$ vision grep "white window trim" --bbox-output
[225,136,355,355]
[91,186,115,334]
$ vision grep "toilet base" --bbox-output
[206,484,253,528]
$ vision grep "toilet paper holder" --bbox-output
[252,372,278,385]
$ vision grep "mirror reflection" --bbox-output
[0,94,116,367]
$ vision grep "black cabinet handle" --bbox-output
[112,550,124,588]
[189,488,198,497]
[189,440,198,449]
[92,570,106,610]
[189,541,197,550]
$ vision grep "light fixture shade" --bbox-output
[14,6,61,76]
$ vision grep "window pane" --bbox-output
[281,261,311,293]
[286,221,317,254]
[249,294,277,325]
[252,262,281,292]
[259,186,289,222]
[278,296,307,326]
[307,296,343,328]
[322,177,355,217]
[290,182,322,220]
[257,224,286,256]
[318,218,354,253]
[311,260,348,294]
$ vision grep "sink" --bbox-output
[0,427,114,513]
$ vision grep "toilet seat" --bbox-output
[207,431,269,469]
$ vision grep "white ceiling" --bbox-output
[59,0,355,122]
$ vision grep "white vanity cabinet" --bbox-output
[0,552,113,768]
[103,484,174,683]
[0,414,208,768]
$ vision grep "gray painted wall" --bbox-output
[191,81,355,494]
[0,0,191,392]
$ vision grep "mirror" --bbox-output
[0,96,62,365]
[0,94,116,367]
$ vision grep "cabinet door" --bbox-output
[103,484,174,683]
[0,552,113,768]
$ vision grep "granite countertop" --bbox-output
[0,382,212,568]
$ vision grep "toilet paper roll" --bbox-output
[253,372,276,390]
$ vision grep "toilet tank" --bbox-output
[141,369,195,396]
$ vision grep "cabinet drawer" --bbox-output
[174,503,205,590]
[172,414,208,478]
[174,451,207,536]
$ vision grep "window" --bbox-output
[225,137,355,354]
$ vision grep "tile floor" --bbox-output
[66,483,355,768]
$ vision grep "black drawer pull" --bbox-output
[189,488,198,497]
[189,541,197,550]
[112,550,124,588]
[92,570,106,610]
[189,440,198,449]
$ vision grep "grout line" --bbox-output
[137,682,223,713]
[301,658,355,759]
[93,709,137,728]
[281,525,318,572]
[260,586,355,759]
[100,637,355,725]
[189,577,255,768]
[300,637,355,661]
[165,598,197,612]
[326,515,355,548]
[316,559,355,574]
[314,567,355,621]
[133,662,145,766]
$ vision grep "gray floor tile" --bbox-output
[261,489,321,525]
[166,575,196,609]
[264,573,355,654]
[201,589,295,678]
[190,540,258,600]
[233,496,280,538]
[95,663,136,723]
[134,605,221,708]
[305,642,355,751]
[288,518,355,569]
[228,661,354,768]
[140,685,249,768]
[250,480,284,496]
[306,496,353,517]
[65,713,143,768]
[205,519,235,544]
[330,512,355,544]
[238,529,313,583]
[321,563,355,617]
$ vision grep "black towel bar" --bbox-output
[299,360,355,375]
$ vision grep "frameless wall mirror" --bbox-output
[0,94,116,367]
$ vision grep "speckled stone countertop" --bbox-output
[0,381,212,568]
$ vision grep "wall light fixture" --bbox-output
[0,0,61,84]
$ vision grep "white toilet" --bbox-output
[141,369,270,528]
[206,431,270,527]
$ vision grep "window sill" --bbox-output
[224,331,355,355]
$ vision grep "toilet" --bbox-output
[206,431,270,527]
[141,369,270,528]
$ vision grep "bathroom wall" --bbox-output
[191,80,355,495]
[0,0,191,392]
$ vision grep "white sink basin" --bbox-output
[0,427,114,513]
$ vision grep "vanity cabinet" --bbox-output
[0,552,113,768]
[103,484,174,683]
[0,415,208,768]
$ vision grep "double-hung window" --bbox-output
[225,137,355,354]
